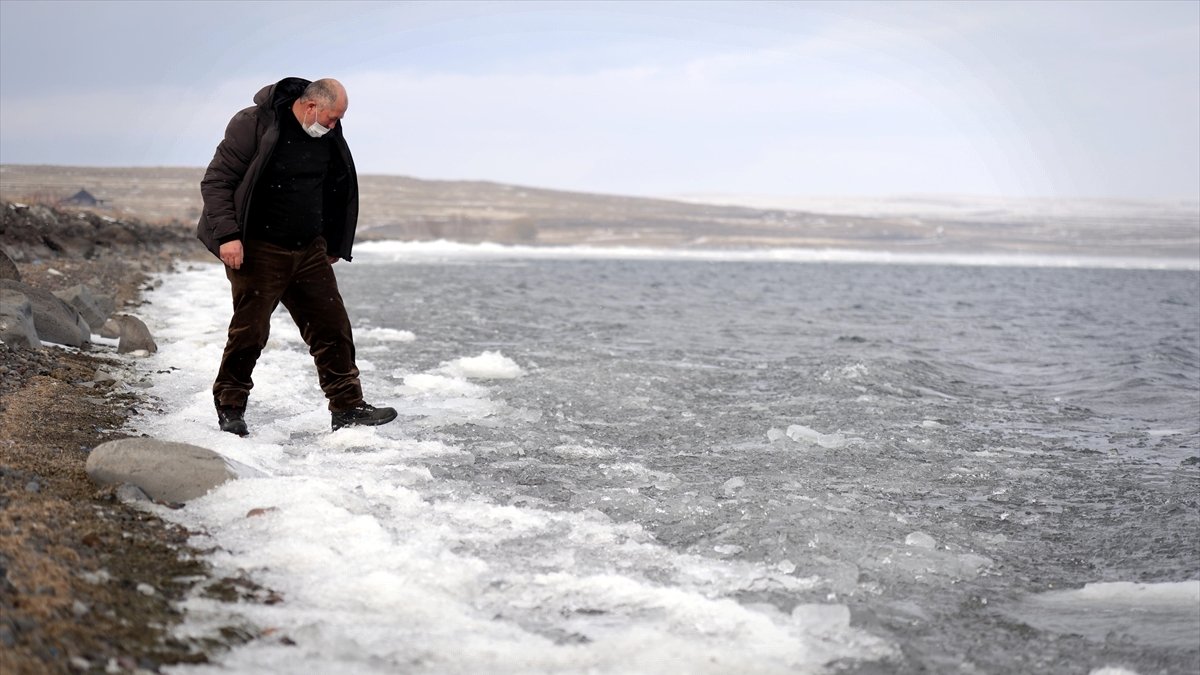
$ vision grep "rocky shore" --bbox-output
[0,202,247,673]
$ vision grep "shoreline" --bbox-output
[0,204,245,673]
[350,238,1200,271]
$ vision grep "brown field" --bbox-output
[2,164,1197,259]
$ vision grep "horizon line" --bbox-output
[2,162,1198,206]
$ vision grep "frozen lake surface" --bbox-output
[136,243,1200,674]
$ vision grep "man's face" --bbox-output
[305,97,347,130]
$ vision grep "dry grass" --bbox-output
[3,163,1197,258]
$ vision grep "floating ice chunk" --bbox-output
[905,532,937,549]
[775,559,797,574]
[1050,580,1200,604]
[597,462,681,491]
[884,600,933,623]
[721,477,746,497]
[842,363,868,379]
[791,603,852,636]
[873,541,991,580]
[766,427,787,442]
[782,422,820,444]
[1009,581,1200,649]
[360,327,416,342]
[786,425,848,449]
[1089,668,1142,675]
[400,373,489,397]
[551,444,619,459]
[787,425,821,443]
[1146,428,1186,437]
[819,363,869,383]
[956,553,994,576]
[652,473,682,491]
[439,351,524,379]
[713,544,744,556]
[816,433,847,449]
[921,420,946,428]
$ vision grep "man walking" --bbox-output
[196,76,396,435]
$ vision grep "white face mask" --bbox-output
[302,107,331,138]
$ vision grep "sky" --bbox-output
[1,0,1197,202]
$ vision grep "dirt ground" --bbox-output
[1,207,260,673]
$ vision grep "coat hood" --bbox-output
[252,77,312,110]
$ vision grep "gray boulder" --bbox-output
[0,288,42,349]
[0,279,90,347]
[86,438,237,503]
[98,318,122,339]
[0,248,19,282]
[54,285,112,333]
[114,314,157,354]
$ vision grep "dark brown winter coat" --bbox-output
[195,77,360,261]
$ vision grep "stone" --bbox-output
[86,438,237,503]
[0,288,42,349]
[115,314,157,354]
[116,483,152,504]
[53,284,111,333]
[0,247,19,281]
[0,279,90,347]
[98,318,122,339]
[92,369,121,386]
[93,294,117,321]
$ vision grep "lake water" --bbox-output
[136,243,1200,674]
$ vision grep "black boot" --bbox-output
[331,402,398,431]
[217,405,249,436]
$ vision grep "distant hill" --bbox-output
[2,164,1197,260]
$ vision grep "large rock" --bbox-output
[0,248,19,281]
[114,314,157,354]
[0,288,42,349]
[86,438,237,503]
[98,318,122,339]
[0,279,90,347]
[54,284,112,333]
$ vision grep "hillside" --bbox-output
[2,164,1197,259]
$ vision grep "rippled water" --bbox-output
[347,253,1200,670]
[142,247,1199,674]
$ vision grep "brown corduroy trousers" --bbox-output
[213,237,363,412]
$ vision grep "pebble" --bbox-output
[24,480,40,493]
[135,582,156,596]
[116,484,152,504]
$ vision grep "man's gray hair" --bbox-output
[302,79,341,106]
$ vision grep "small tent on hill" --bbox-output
[61,188,106,207]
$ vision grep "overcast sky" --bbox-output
[1,0,1197,201]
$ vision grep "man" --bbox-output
[196,76,396,435]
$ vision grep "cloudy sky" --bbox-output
[1,0,1197,201]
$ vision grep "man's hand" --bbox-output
[219,240,244,269]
